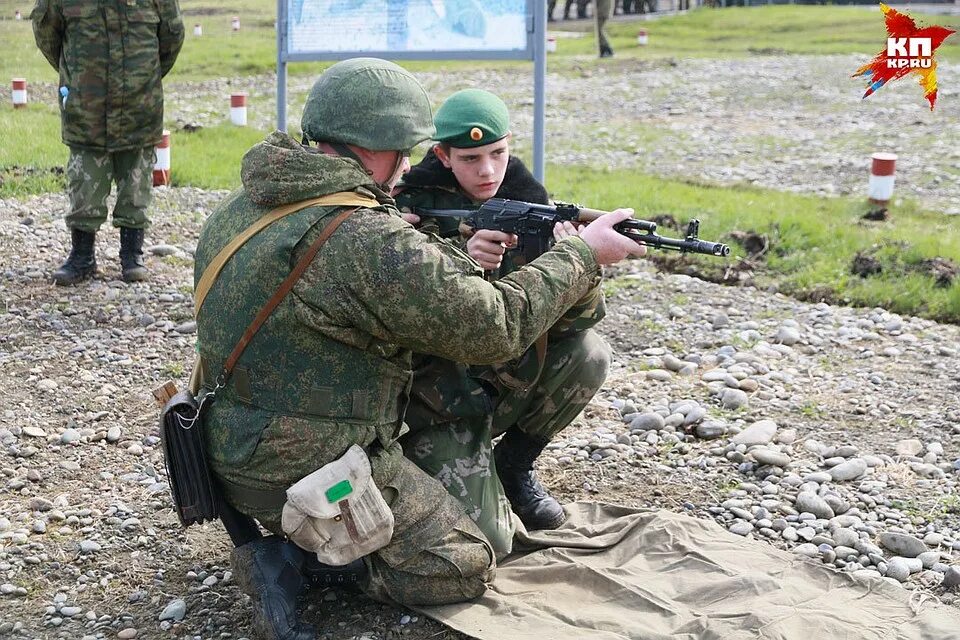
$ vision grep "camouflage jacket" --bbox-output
[393,151,606,426]
[31,0,184,150]
[193,132,600,496]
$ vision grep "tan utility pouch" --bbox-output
[281,445,394,565]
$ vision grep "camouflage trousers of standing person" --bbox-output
[401,329,612,557]
[66,146,155,232]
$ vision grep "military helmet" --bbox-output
[300,58,435,151]
[434,89,510,149]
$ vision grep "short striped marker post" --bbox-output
[868,152,897,209]
[12,78,27,108]
[153,130,171,187]
[637,29,648,46]
[546,36,557,53]
[230,93,248,126]
[231,16,240,31]
[193,23,202,36]
[15,10,22,20]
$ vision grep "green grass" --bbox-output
[546,165,960,323]
[555,5,960,60]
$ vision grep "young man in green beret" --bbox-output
[393,89,612,556]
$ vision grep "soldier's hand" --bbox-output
[399,208,420,226]
[579,208,647,266]
[467,229,518,271]
[553,220,582,241]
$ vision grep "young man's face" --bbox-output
[435,136,511,202]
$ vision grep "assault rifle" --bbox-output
[415,198,730,264]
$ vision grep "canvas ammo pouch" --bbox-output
[281,444,394,565]
[160,387,222,526]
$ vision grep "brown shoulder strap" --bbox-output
[218,207,356,383]
[194,193,379,317]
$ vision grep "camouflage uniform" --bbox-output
[194,131,603,605]
[31,0,184,231]
[394,152,611,555]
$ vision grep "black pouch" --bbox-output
[160,389,222,526]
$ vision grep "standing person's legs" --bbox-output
[112,146,155,281]
[54,148,113,284]
[596,0,614,56]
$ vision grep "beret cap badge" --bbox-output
[470,127,483,141]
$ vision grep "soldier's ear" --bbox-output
[433,144,452,168]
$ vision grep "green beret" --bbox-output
[433,89,510,149]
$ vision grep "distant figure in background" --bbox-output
[596,0,613,57]
[31,0,184,285]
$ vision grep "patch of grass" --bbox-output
[552,6,960,61]
[547,164,960,323]
[162,361,185,378]
[0,102,68,198]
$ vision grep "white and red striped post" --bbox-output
[193,23,202,36]
[868,152,897,208]
[230,93,248,126]
[12,78,27,108]
[637,29,648,46]
[153,130,171,187]
[546,36,557,53]
[15,10,22,20]
[231,16,240,31]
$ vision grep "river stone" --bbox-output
[630,413,665,432]
[751,448,791,467]
[159,599,186,622]
[829,458,867,481]
[732,420,777,446]
[795,492,835,519]
[721,388,749,409]
[879,532,926,558]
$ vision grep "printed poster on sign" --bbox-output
[287,0,528,54]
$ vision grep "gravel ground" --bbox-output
[1,185,960,639]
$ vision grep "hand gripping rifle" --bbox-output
[414,198,730,264]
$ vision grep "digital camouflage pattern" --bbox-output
[31,0,184,150]
[65,147,155,232]
[300,58,434,151]
[393,156,610,554]
[193,130,600,605]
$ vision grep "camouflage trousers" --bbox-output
[401,329,612,556]
[211,419,496,606]
[66,146,155,232]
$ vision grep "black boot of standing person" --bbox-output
[494,426,567,530]
[52,228,97,285]
[119,227,148,282]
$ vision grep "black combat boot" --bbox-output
[52,228,97,285]
[119,227,148,283]
[494,426,566,530]
[231,536,316,640]
[599,44,614,58]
